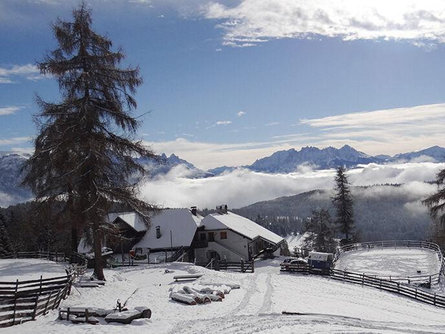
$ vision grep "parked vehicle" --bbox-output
[280,257,308,272]
[308,252,333,274]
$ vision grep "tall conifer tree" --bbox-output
[332,166,355,243]
[423,169,445,246]
[23,3,154,280]
[0,212,13,256]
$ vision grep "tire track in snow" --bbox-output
[231,271,259,315]
[167,313,445,334]
[259,273,273,314]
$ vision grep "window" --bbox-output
[220,231,227,239]
[208,232,215,242]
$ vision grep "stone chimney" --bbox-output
[216,204,228,214]
[190,206,197,216]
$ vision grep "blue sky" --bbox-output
[1,0,445,169]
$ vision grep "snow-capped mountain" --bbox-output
[392,146,445,163]
[247,145,381,173]
[0,153,33,207]
[136,153,212,178]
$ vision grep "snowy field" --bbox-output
[0,258,68,282]
[334,248,441,277]
[2,258,445,333]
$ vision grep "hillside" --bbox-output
[234,184,432,241]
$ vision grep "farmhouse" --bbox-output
[133,207,202,261]
[194,206,288,263]
[78,206,287,264]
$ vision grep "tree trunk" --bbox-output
[93,220,105,280]
[71,226,78,254]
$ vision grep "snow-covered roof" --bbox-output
[200,212,283,245]
[134,209,202,250]
[309,252,333,261]
[107,212,147,232]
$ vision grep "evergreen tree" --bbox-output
[332,166,356,243]
[423,169,445,247]
[0,212,13,256]
[303,209,336,253]
[22,4,154,280]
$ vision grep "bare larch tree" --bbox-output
[22,3,154,280]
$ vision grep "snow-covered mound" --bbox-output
[0,258,68,281]
[2,259,445,333]
[334,248,441,277]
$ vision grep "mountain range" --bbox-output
[1,145,444,207]
[209,145,445,174]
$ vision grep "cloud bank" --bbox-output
[0,64,43,84]
[204,0,445,47]
[0,106,21,116]
[139,161,443,210]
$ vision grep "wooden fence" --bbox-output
[330,268,445,308]
[197,259,255,273]
[0,251,86,328]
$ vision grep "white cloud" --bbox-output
[0,106,21,116]
[0,136,32,145]
[266,121,280,126]
[297,103,445,156]
[0,64,43,84]
[237,111,246,117]
[216,120,232,125]
[204,0,445,47]
[300,103,445,128]
[139,161,443,209]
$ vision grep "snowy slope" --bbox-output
[2,257,445,333]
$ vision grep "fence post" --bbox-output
[241,259,245,273]
[39,275,43,296]
[252,260,255,273]
[43,292,52,315]
[32,295,39,320]
[12,279,18,324]
[434,293,437,306]
[362,273,364,286]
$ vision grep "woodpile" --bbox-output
[169,283,237,305]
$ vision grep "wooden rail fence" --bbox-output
[330,268,445,309]
[0,251,86,328]
[197,259,255,273]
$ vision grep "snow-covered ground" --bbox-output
[0,258,68,281]
[334,248,441,277]
[2,257,445,333]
